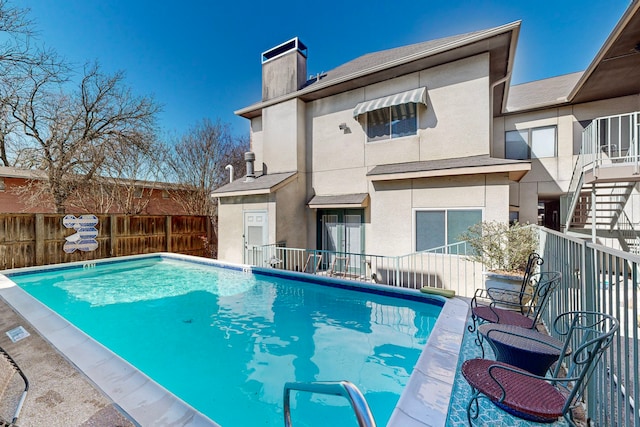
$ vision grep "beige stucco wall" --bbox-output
[260,98,306,174]
[306,53,491,197]
[217,195,274,264]
[275,176,308,249]
[367,174,510,256]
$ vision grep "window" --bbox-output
[0,177,4,192]
[367,103,417,142]
[505,130,528,160]
[505,126,556,159]
[416,209,482,252]
[162,190,169,199]
[133,188,143,198]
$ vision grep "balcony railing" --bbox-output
[250,242,483,297]
[564,111,640,230]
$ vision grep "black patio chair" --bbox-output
[468,252,543,332]
[468,271,562,356]
[461,311,618,426]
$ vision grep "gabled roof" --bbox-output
[236,22,520,119]
[505,1,640,113]
[569,0,640,104]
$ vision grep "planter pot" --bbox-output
[483,271,525,309]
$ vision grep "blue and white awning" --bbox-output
[353,87,427,118]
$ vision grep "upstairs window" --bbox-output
[353,87,426,143]
[505,125,557,159]
[366,103,418,142]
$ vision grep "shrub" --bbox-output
[459,220,538,275]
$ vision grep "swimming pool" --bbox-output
[0,254,469,426]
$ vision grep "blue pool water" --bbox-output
[8,256,442,426]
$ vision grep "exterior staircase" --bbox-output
[563,112,640,250]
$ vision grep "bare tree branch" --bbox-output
[9,61,161,212]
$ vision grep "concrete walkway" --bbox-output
[0,296,135,426]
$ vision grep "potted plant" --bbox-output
[460,220,539,299]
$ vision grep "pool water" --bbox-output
[9,257,442,426]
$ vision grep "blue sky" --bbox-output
[18,0,631,139]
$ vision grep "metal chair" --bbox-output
[513,252,544,305]
[461,311,618,426]
[303,253,322,274]
[468,253,543,332]
[468,271,562,356]
[0,346,29,426]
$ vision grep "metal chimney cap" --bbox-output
[244,152,256,161]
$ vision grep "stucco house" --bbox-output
[213,1,640,264]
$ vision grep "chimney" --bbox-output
[244,152,256,182]
[261,37,307,101]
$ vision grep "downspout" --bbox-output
[489,73,511,158]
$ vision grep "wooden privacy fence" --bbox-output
[0,214,212,269]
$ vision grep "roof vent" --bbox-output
[244,152,256,182]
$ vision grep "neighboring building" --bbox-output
[213,1,640,264]
[0,166,191,215]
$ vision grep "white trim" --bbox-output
[261,37,307,64]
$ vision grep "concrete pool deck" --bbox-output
[0,294,135,426]
[0,253,471,427]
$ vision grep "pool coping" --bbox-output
[0,253,469,427]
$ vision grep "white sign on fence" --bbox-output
[62,214,99,253]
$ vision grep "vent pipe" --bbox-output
[244,152,256,182]
[225,164,234,183]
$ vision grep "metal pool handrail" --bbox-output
[283,380,377,427]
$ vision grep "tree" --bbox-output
[167,119,247,216]
[167,119,248,256]
[9,62,161,213]
[66,139,166,214]
[0,0,68,167]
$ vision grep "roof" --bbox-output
[506,72,583,112]
[307,193,369,209]
[570,0,640,103]
[505,1,640,113]
[236,22,520,118]
[0,166,47,179]
[367,155,531,182]
[211,171,297,197]
[0,166,188,190]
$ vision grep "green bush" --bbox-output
[459,220,538,275]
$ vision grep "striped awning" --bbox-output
[353,87,427,118]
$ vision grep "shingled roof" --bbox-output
[506,72,583,112]
[211,171,297,197]
[236,22,520,118]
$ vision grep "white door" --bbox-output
[244,211,268,265]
